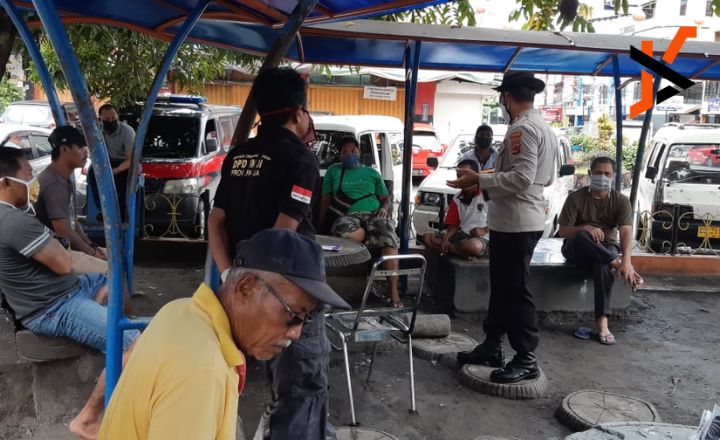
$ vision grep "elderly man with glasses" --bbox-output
[99,229,349,439]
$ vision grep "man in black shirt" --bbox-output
[208,67,334,440]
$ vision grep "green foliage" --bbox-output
[377,0,477,26]
[570,133,638,174]
[26,25,257,108]
[0,75,23,113]
[509,0,628,31]
[622,141,638,172]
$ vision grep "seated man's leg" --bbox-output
[23,273,139,352]
[449,232,488,259]
[364,217,402,306]
[330,214,365,243]
[421,232,444,252]
[593,244,620,342]
[268,311,333,440]
[561,230,618,267]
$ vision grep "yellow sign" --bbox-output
[697,226,720,239]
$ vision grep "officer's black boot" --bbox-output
[489,351,538,383]
[456,336,504,367]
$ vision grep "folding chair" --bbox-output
[325,254,427,425]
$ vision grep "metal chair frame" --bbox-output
[325,254,427,425]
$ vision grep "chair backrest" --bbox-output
[350,253,427,337]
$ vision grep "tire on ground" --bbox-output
[555,390,662,432]
[457,364,549,399]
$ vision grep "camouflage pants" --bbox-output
[331,212,400,249]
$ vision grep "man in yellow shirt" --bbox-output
[99,229,350,439]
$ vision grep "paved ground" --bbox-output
[1,241,719,439]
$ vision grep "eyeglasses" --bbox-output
[256,276,310,328]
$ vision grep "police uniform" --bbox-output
[476,106,557,360]
[214,125,334,440]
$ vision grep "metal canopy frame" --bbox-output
[3,0,439,404]
[3,0,702,404]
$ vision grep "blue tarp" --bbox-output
[16,1,720,80]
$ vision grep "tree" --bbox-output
[0,74,23,113]
[378,0,476,26]
[509,0,626,32]
[24,24,257,108]
[0,9,18,79]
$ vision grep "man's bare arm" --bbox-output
[32,238,73,275]
[208,207,232,273]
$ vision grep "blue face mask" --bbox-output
[342,154,360,169]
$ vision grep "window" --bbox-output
[388,132,404,166]
[1,132,34,160]
[598,85,608,106]
[359,133,375,166]
[141,116,201,159]
[679,0,687,15]
[218,116,234,150]
[642,0,656,19]
[30,133,52,158]
[204,119,218,154]
[707,0,714,16]
[314,130,354,169]
[374,132,387,171]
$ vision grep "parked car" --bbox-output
[0,100,80,129]
[313,115,405,208]
[413,129,575,240]
[411,123,447,179]
[0,124,53,176]
[82,95,241,240]
[687,145,720,167]
[636,125,720,251]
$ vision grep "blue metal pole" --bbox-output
[399,40,421,256]
[0,0,65,125]
[612,56,623,189]
[31,0,124,405]
[124,0,209,295]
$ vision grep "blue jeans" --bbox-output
[24,273,139,352]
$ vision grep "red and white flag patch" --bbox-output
[291,185,313,204]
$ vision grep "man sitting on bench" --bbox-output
[422,159,490,260]
[0,147,138,439]
[558,156,643,345]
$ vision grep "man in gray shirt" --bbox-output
[0,146,138,439]
[88,103,136,218]
[36,126,108,272]
[449,71,557,384]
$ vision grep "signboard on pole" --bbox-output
[363,86,397,101]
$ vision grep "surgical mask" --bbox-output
[301,113,316,149]
[589,174,613,192]
[0,176,38,214]
[500,101,511,123]
[102,120,119,134]
[475,137,492,150]
[342,154,360,169]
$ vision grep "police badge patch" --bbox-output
[510,131,522,155]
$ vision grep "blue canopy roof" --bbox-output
[13,0,450,28]
[16,1,720,79]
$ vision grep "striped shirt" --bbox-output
[0,202,78,321]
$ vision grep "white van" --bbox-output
[312,115,405,209]
[412,129,575,239]
[636,124,720,251]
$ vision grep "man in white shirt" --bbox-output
[422,160,489,259]
[460,124,497,172]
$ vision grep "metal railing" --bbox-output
[635,205,720,255]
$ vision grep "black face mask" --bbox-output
[103,120,119,134]
[475,137,492,150]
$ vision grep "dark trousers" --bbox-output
[561,230,620,317]
[266,311,334,440]
[483,230,543,355]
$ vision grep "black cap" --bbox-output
[48,125,86,149]
[493,71,545,93]
[234,229,351,310]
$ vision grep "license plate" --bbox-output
[697,226,720,239]
[412,169,425,176]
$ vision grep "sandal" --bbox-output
[597,332,616,345]
[573,327,593,340]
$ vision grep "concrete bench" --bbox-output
[426,238,632,314]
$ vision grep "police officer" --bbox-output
[208,67,334,440]
[448,71,557,384]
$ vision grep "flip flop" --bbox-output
[573,327,592,340]
[597,332,616,345]
[391,299,404,309]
